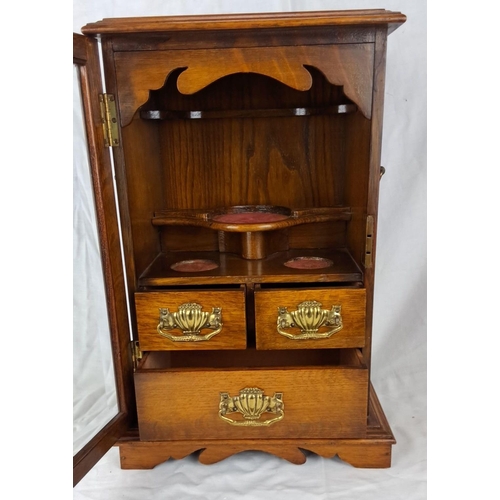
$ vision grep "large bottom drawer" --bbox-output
[134,349,368,441]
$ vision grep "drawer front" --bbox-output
[135,290,246,350]
[135,364,368,441]
[255,288,366,349]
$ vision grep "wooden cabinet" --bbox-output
[73,9,406,484]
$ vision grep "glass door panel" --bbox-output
[73,64,119,455]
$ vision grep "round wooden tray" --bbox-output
[284,256,333,269]
[211,205,291,225]
[170,259,219,272]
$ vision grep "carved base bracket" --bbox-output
[118,385,395,470]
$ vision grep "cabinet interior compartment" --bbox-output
[117,66,372,287]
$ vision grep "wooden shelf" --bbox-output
[152,207,352,260]
[138,248,363,287]
[152,206,352,232]
[140,104,357,121]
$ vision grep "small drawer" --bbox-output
[135,289,246,350]
[134,349,368,441]
[255,287,366,350]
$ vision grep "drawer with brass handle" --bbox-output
[254,287,366,350]
[134,289,246,350]
[134,348,368,441]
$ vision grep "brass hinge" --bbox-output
[131,340,142,370]
[98,93,119,147]
[364,215,374,268]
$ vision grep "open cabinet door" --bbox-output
[73,33,134,486]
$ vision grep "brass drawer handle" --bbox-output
[277,300,343,340]
[219,388,284,426]
[157,302,222,342]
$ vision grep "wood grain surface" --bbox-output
[82,10,406,35]
[255,287,366,349]
[134,355,367,440]
[119,382,393,469]
[138,249,363,286]
[135,289,246,350]
[114,44,374,126]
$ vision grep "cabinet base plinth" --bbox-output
[117,386,395,469]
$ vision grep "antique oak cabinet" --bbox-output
[73,9,406,485]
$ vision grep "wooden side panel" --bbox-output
[362,29,390,396]
[255,288,366,349]
[120,117,164,279]
[135,290,246,350]
[344,111,372,266]
[135,365,368,440]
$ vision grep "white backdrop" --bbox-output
[73,1,427,498]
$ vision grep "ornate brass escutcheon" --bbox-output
[277,300,343,340]
[219,388,284,426]
[157,302,222,342]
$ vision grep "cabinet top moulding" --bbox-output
[81,9,406,36]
